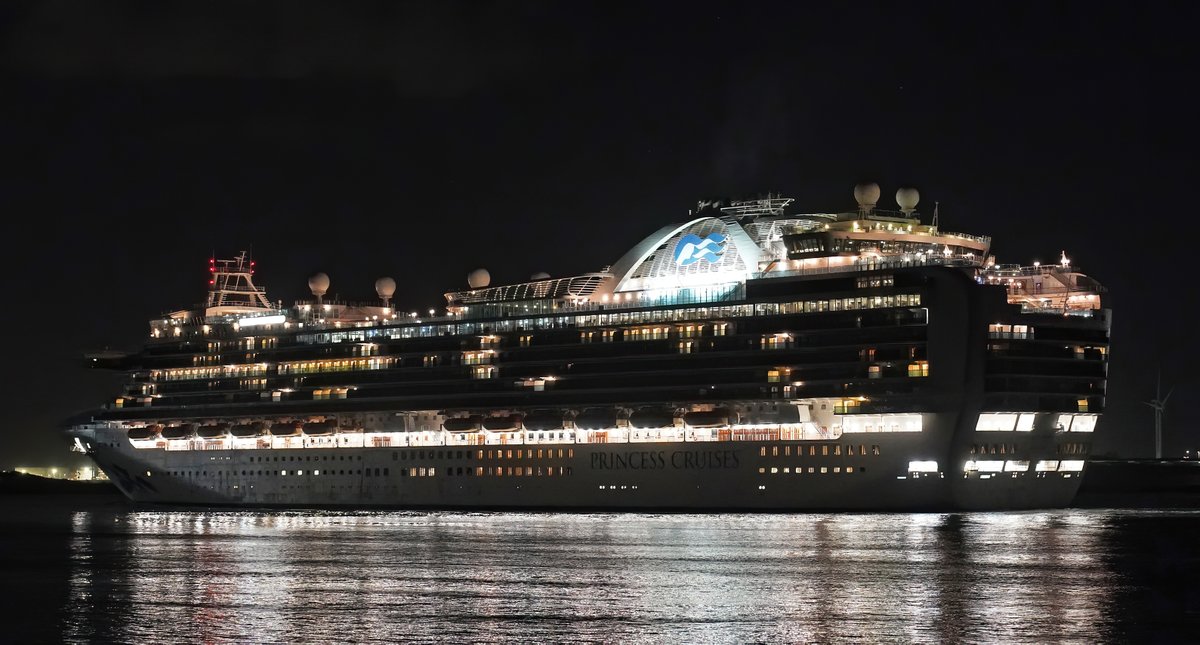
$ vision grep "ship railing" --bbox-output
[1018,305,1096,318]
[983,264,1078,278]
[760,255,979,279]
[141,424,848,452]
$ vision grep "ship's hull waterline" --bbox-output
[76,412,1086,511]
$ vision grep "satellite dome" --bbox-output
[375,277,396,299]
[896,187,920,214]
[308,272,330,297]
[853,182,881,210]
[467,268,491,289]
[530,272,551,281]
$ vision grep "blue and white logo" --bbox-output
[673,232,727,266]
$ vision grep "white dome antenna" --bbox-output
[308,272,330,306]
[530,272,551,281]
[853,182,881,214]
[468,268,491,289]
[896,187,920,215]
[375,277,396,306]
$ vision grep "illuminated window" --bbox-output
[761,333,792,350]
[976,413,1018,432]
[462,351,493,365]
[868,365,882,379]
[907,361,929,377]
[472,365,496,379]
[520,335,532,348]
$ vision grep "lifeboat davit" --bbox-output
[483,414,523,432]
[161,423,197,440]
[231,421,268,437]
[271,421,303,437]
[523,411,566,431]
[629,408,678,429]
[442,416,483,432]
[126,424,161,440]
[684,408,734,428]
[197,423,230,439]
[574,408,620,430]
[302,420,337,435]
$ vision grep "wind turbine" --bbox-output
[1145,372,1173,459]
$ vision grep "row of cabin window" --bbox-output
[250,454,362,462]
[391,448,576,461]
[450,466,573,477]
[760,444,881,457]
[1058,442,1089,455]
[170,469,371,477]
[759,466,864,474]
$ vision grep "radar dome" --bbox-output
[853,182,881,210]
[375,277,396,299]
[308,272,330,297]
[530,272,551,281]
[467,268,491,289]
[896,187,920,214]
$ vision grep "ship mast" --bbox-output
[206,251,272,310]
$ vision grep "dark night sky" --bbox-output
[2,1,1197,468]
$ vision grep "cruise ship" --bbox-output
[69,184,1110,510]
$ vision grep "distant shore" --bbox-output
[0,471,120,496]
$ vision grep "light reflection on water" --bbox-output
[50,510,1194,643]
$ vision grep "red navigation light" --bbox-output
[250,261,256,266]
[209,279,214,285]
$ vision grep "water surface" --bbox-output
[2,497,1196,643]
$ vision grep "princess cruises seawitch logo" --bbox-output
[673,232,727,266]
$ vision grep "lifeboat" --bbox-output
[523,411,566,431]
[483,414,523,432]
[161,423,196,440]
[442,416,483,432]
[197,422,230,439]
[231,421,268,437]
[629,408,678,429]
[271,421,303,437]
[302,420,337,435]
[574,408,620,430]
[126,424,161,440]
[684,408,735,428]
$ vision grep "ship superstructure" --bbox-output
[69,185,1110,510]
